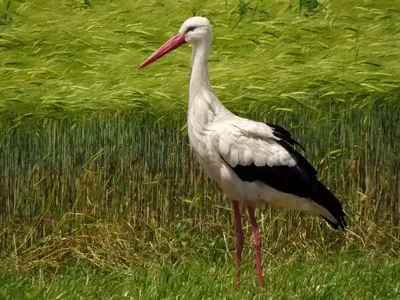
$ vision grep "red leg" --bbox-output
[233,200,244,289]
[248,206,264,290]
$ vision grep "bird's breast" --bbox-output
[187,121,220,175]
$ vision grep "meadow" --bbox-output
[1,0,400,298]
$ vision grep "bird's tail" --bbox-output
[313,181,347,230]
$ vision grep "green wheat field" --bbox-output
[1,0,400,299]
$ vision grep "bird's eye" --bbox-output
[186,26,196,33]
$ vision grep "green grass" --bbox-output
[0,0,399,117]
[1,109,399,256]
[1,251,399,299]
[1,0,400,296]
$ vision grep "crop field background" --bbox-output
[0,0,400,299]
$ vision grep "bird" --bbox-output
[139,16,346,290]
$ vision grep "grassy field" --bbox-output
[1,251,400,299]
[1,0,400,116]
[1,0,400,298]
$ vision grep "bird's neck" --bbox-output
[188,40,227,126]
[189,41,211,97]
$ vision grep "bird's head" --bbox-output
[139,17,212,69]
[179,17,212,44]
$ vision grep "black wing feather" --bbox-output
[267,123,306,152]
[227,123,346,230]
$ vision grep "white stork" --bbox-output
[139,17,346,290]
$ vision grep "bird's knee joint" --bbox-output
[252,236,261,249]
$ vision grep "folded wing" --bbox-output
[211,119,346,230]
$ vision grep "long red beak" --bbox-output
[139,34,186,69]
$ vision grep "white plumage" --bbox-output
[190,109,331,216]
[140,16,346,290]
